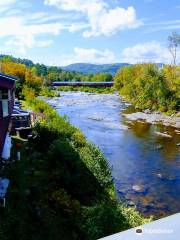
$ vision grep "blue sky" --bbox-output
[0,0,179,66]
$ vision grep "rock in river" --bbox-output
[132,185,144,192]
[156,173,163,178]
[156,145,163,150]
[127,200,136,208]
[175,130,180,134]
[154,131,172,138]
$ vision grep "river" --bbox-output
[46,91,180,219]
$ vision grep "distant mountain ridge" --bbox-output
[0,55,164,76]
[61,63,131,75]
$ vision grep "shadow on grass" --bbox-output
[0,125,145,240]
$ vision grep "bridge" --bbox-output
[52,81,114,87]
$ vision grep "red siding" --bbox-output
[0,118,10,156]
[0,75,15,157]
[0,78,15,89]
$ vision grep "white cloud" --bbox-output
[121,41,180,64]
[0,0,16,4]
[0,0,95,54]
[44,0,142,37]
[0,0,17,12]
[6,37,53,55]
[47,47,116,66]
[27,11,80,24]
[0,0,70,54]
[0,14,63,54]
[0,16,63,37]
[68,23,89,33]
[73,47,115,63]
[147,20,180,32]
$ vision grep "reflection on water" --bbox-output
[46,92,180,219]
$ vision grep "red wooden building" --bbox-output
[0,73,16,158]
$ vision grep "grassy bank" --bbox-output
[0,98,148,240]
[40,87,60,97]
[56,86,115,94]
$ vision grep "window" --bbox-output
[0,88,9,117]
[2,100,9,117]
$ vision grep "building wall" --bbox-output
[0,117,10,156]
[0,77,15,157]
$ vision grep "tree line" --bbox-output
[0,55,113,99]
[114,63,180,113]
[0,55,113,83]
[114,32,180,114]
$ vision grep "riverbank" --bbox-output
[1,97,148,240]
[123,110,180,129]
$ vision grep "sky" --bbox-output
[0,0,179,66]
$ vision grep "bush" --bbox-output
[40,87,60,97]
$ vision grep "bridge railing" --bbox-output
[52,81,114,87]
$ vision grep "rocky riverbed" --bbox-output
[123,111,180,129]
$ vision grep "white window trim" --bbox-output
[2,134,12,159]
[2,99,9,117]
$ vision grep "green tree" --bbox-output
[92,73,113,82]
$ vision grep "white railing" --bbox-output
[99,213,180,240]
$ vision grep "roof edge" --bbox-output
[0,72,18,81]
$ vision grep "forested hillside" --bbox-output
[0,55,113,84]
[61,63,130,75]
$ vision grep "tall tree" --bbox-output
[168,32,180,65]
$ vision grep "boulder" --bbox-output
[144,109,151,114]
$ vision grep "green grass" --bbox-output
[39,87,60,97]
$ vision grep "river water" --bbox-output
[47,91,180,219]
